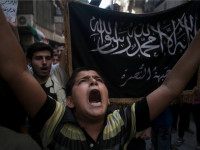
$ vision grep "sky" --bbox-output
[99,0,112,8]
[88,0,112,8]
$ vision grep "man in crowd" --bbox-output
[26,42,67,104]
[1,8,200,150]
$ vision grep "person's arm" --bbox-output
[147,30,200,120]
[58,46,68,81]
[0,9,46,118]
[51,46,68,88]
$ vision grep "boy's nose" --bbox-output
[90,77,98,85]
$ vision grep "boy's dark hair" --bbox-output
[65,67,107,96]
[26,42,53,59]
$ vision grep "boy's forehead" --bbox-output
[76,70,100,78]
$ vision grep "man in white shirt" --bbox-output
[26,42,67,104]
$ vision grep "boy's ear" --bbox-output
[66,96,75,108]
[108,99,110,105]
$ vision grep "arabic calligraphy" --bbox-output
[89,13,197,58]
[120,64,170,87]
[88,11,198,88]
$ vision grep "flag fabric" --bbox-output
[68,1,200,98]
[27,25,49,44]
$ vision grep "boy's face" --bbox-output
[68,70,109,121]
[30,50,52,79]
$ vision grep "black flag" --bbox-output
[69,1,200,98]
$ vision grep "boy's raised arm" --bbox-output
[0,9,46,118]
[147,29,200,120]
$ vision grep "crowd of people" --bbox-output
[0,5,200,150]
[171,89,200,149]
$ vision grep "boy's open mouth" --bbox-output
[89,89,102,104]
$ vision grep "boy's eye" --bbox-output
[77,79,88,84]
[79,79,87,83]
[76,76,104,85]
[96,78,104,83]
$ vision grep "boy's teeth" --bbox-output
[90,102,101,107]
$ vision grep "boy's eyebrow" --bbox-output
[75,76,89,82]
[77,75,101,80]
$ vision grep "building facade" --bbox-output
[17,0,64,50]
